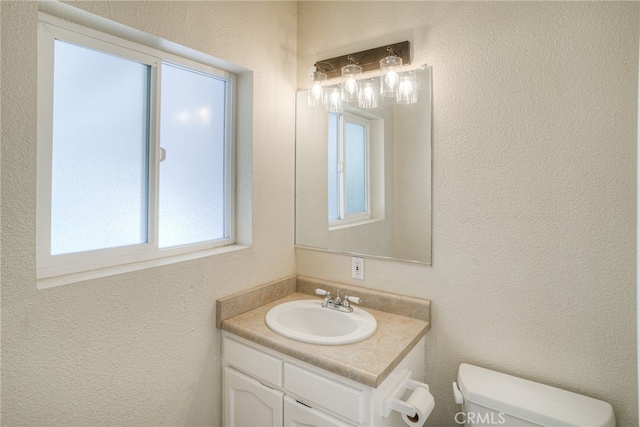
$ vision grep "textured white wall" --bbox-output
[297,2,638,426]
[1,1,296,425]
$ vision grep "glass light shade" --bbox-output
[396,71,418,104]
[308,71,327,106]
[358,79,378,109]
[325,85,343,113]
[380,55,402,97]
[341,63,362,103]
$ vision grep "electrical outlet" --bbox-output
[352,257,364,280]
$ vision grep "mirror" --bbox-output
[295,66,432,265]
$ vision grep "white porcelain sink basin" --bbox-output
[265,299,377,345]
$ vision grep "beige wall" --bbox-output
[1,1,296,425]
[297,2,638,426]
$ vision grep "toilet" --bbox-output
[452,363,615,427]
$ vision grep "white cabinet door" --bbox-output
[284,395,354,427]
[225,367,284,427]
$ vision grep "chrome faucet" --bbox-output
[314,288,362,313]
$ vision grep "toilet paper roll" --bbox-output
[401,386,435,427]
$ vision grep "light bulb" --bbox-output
[311,82,323,101]
[396,71,418,104]
[308,69,327,107]
[330,90,341,105]
[380,54,403,97]
[363,85,374,101]
[341,63,362,103]
[384,70,399,89]
[358,79,378,109]
[398,79,413,96]
[326,86,343,113]
[344,77,357,94]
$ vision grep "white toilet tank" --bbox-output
[453,363,615,427]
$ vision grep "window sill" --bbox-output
[328,217,383,231]
[37,244,251,290]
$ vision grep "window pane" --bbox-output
[159,63,228,248]
[51,40,149,255]
[345,121,366,214]
[328,113,339,221]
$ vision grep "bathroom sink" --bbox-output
[265,299,377,345]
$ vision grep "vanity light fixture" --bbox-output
[307,41,418,109]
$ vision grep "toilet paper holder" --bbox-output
[382,371,432,418]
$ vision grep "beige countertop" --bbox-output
[220,288,430,388]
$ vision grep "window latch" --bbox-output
[159,147,166,162]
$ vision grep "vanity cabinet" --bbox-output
[222,332,426,427]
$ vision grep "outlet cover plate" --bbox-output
[352,257,364,280]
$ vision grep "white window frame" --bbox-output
[37,13,236,279]
[329,112,371,227]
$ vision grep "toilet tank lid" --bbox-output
[457,364,615,427]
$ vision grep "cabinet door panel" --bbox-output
[284,395,354,427]
[225,367,284,427]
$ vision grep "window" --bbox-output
[328,112,370,225]
[37,13,236,279]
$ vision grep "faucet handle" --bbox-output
[343,295,362,307]
[315,288,330,296]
